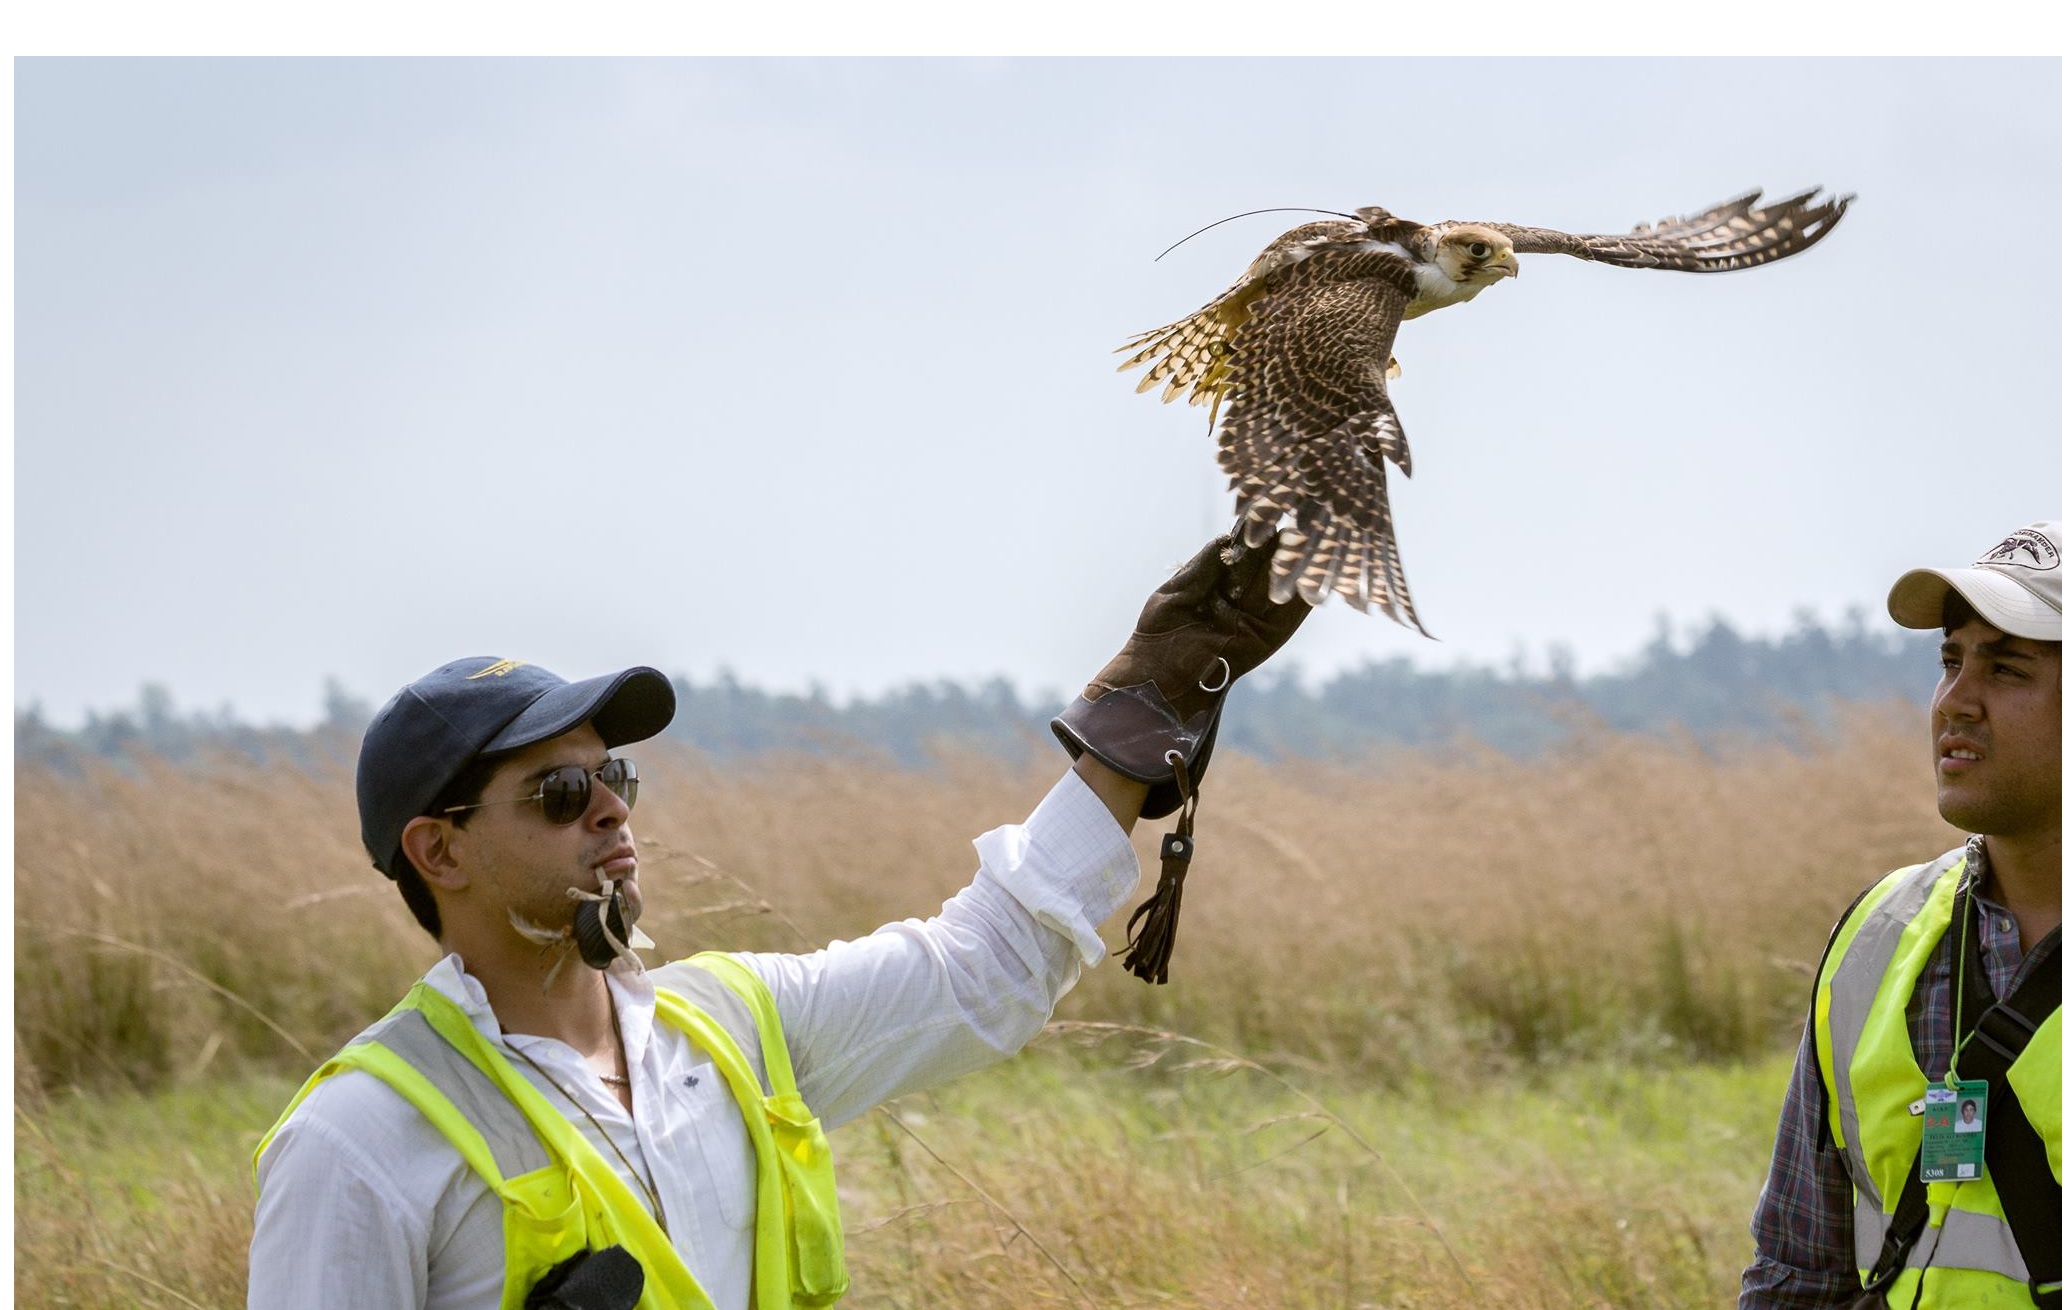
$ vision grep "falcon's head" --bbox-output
[1432,225,1520,292]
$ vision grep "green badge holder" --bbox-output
[1919,1080,1989,1183]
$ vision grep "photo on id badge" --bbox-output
[1920,1083,1989,1182]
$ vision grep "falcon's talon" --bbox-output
[1116,186,1850,629]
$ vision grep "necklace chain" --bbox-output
[502,1000,667,1236]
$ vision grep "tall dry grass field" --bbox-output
[15,707,1957,1307]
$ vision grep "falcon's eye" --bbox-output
[1467,241,1491,258]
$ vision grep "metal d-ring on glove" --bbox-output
[1050,533,1309,983]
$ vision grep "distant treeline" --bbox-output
[15,612,1939,772]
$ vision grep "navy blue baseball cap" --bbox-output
[357,657,677,879]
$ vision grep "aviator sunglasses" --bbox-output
[443,757,639,826]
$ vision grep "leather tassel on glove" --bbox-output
[1052,533,1308,983]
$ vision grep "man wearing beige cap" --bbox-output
[1742,522,2061,1308]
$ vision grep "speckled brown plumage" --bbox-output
[1218,252,1423,626]
[1119,187,1852,629]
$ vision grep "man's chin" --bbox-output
[1937,787,2022,840]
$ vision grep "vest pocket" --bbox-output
[763,1092,848,1305]
[499,1165,588,1305]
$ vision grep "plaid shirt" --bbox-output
[1740,837,2057,1308]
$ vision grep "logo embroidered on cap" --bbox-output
[1979,529,2059,573]
[467,659,528,680]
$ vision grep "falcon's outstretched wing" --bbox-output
[1116,219,1370,413]
[1475,187,1852,272]
[1113,279,1253,411]
[1216,248,1427,630]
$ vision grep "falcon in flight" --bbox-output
[1118,187,1852,633]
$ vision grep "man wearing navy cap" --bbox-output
[1742,521,2061,1309]
[249,537,1307,1310]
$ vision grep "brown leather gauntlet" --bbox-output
[1052,533,1306,817]
[1052,534,1309,983]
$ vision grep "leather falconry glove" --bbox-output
[1052,532,1309,983]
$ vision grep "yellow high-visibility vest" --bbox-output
[1815,848,2061,1307]
[256,952,847,1310]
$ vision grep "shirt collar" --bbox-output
[423,950,659,1064]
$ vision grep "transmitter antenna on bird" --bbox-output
[1154,208,1362,262]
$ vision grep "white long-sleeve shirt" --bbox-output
[249,771,1139,1310]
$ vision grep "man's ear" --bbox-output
[400,815,470,892]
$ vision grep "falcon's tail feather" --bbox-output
[1294,511,1354,611]
[1265,509,1431,636]
[1239,509,1284,552]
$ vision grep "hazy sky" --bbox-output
[14,57,2062,728]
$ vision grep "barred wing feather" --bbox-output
[1216,257,1428,631]
[1483,187,1852,272]
[1114,290,1247,409]
[1116,219,1374,413]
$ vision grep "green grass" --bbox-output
[15,726,1933,1306]
[15,1075,300,1309]
[835,1036,1790,1308]
[15,1049,1791,1309]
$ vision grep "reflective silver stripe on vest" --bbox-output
[1916,1206,2032,1280]
[358,1008,549,1181]
[1849,1192,2029,1279]
[1827,851,1960,1236]
[354,973,768,1186]
[662,967,770,1093]
[1851,1192,1885,1270]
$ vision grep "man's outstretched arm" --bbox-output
[702,533,1308,1128]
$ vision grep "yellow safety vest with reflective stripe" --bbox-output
[255,952,848,1310]
[1815,848,2062,1307]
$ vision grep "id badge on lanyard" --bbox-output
[1920,1080,1989,1182]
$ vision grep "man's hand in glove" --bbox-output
[1053,533,1309,820]
[1054,532,1310,982]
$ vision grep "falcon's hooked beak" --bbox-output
[1494,254,1520,279]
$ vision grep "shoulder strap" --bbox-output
[1859,1155,1932,1298]
[1955,921,2060,1302]
[685,952,801,1100]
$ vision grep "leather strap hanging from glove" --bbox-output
[1052,532,1308,983]
[1119,753,1199,984]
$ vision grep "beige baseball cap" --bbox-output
[1887,521,2062,641]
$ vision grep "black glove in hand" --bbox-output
[1052,532,1309,819]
